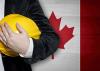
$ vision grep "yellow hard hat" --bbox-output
[0,14,41,57]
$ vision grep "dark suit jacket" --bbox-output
[4,0,59,64]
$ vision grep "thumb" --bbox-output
[16,23,26,34]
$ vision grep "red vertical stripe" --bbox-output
[81,0,100,71]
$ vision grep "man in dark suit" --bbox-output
[0,0,59,71]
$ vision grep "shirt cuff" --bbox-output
[19,38,34,58]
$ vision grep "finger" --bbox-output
[4,22,13,36]
[0,31,6,44]
[0,24,9,39]
[16,23,26,34]
[0,36,3,42]
[0,36,6,45]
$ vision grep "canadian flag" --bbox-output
[32,0,100,71]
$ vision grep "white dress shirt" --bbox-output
[0,0,34,71]
[19,38,34,58]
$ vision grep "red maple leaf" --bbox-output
[49,12,74,49]
[49,12,74,59]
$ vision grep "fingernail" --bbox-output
[16,22,19,25]
[16,23,19,27]
[4,22,7,25]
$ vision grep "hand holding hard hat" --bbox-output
[0,14,41,57]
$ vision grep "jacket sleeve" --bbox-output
[24,0,60,64]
